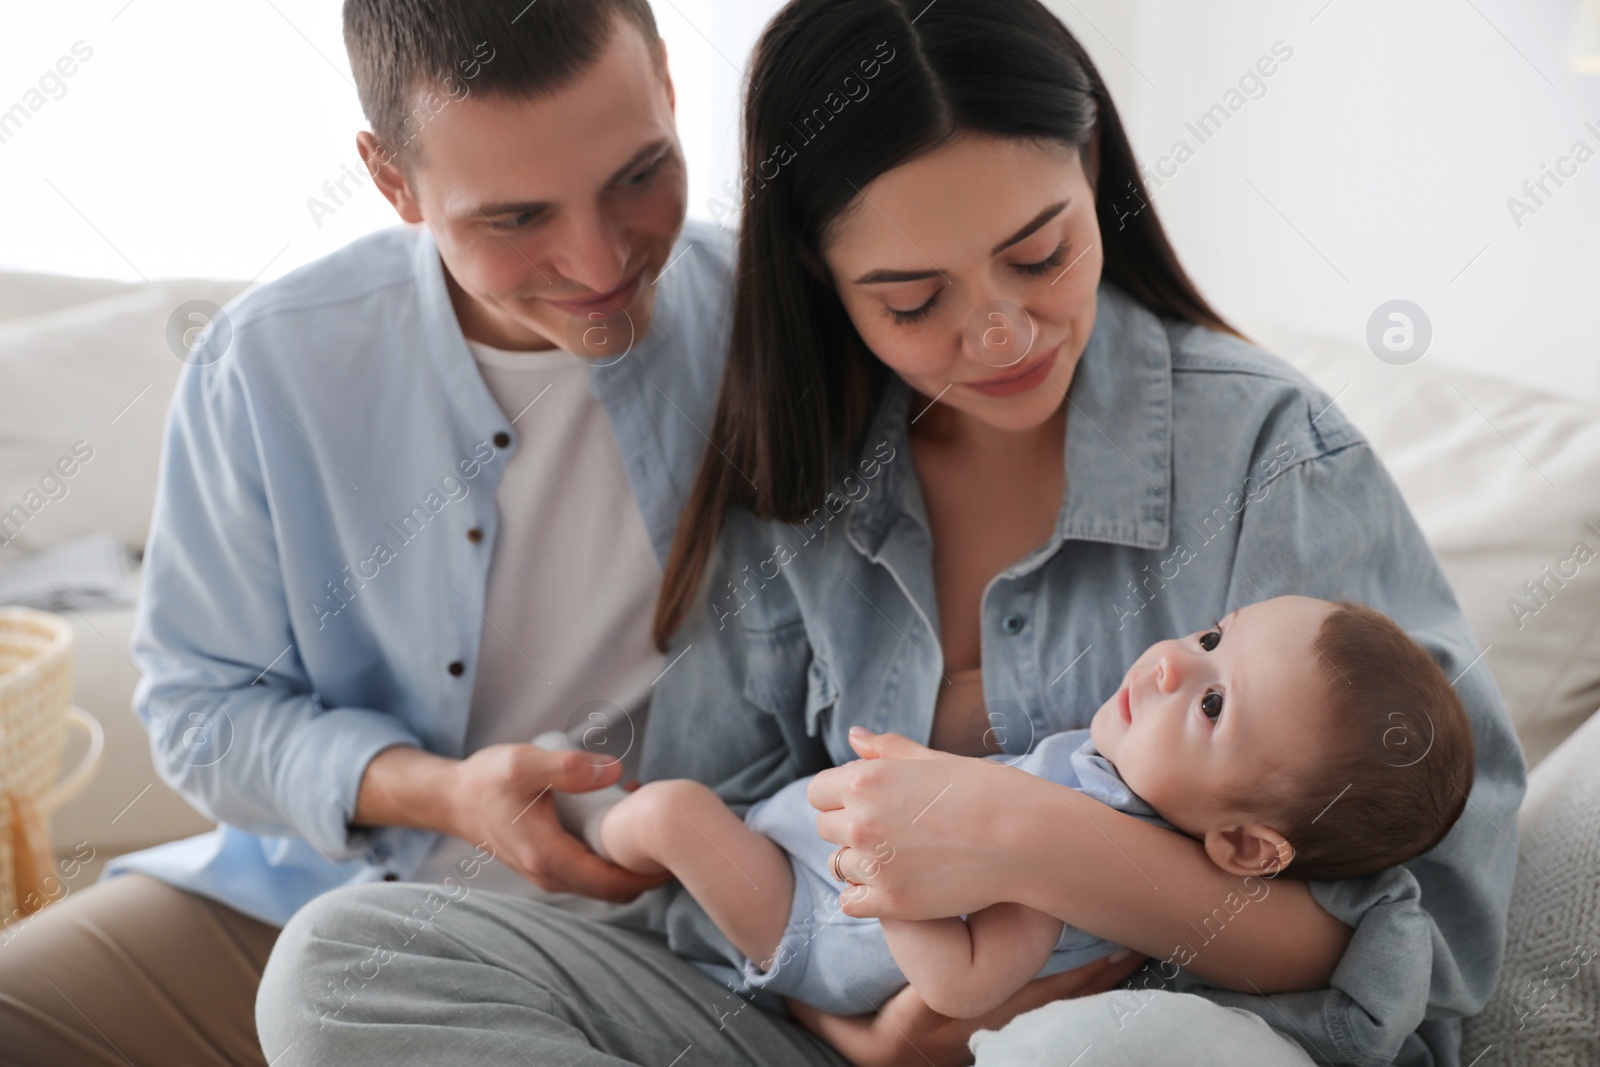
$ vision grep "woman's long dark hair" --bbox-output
[653,0,1235,649]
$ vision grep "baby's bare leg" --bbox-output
[599,780,794,966]
[880,904,1065,1019]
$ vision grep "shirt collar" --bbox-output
[848,282,1174,558]
[1058,282,1173,551]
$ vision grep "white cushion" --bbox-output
[1253,324,1600,769]
[49,585,215,856]
[1460,707,1600,1064]
[0,279,246,554]
[0,271,135,325]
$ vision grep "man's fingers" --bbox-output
[523,824,668,901]
[567,857,672,903]
[542,749,626,794]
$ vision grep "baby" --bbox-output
[542,595,1475,1019]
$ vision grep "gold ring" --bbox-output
[830,846,848,884]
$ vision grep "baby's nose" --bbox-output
[1155,652,1182,693]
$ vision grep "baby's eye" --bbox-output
[1201,689,1224,722]
[1199,629,1221,651]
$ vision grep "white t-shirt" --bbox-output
[411,339,665,902]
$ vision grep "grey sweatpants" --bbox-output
[255,882,851,1066]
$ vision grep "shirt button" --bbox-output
[466,527,483,543]
[448,660,465,677]
[493,431,511,448]
[382,871,398,882]
[1001,613,1026,634]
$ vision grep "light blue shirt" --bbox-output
[104,221,734,927]
[642,284,1526,1067]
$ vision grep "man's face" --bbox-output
[362,18,687,356]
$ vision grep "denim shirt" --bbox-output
[103,220,734,927]
[642,284,1526,1067]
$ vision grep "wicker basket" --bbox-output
[0,607,104,926]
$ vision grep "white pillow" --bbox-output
[0,279,247,555]
[1252,325,1600,769]
[1461,708,1600,1064]
[0,271,134,325]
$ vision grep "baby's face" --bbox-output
[1090,595,1337,838]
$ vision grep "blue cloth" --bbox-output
[641,283,1526,1067]
[733,730,1167,1014]
[102,221,734,927]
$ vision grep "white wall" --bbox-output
[1042,0,1600,397]
[1,2,378,285]
[0,1,778,284]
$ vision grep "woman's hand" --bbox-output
[355,742,669,902]
[807,727,1031,920]
[787,952,1147,1067]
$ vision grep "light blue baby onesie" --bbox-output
[729,729,1174,1014]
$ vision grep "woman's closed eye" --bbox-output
[884,242,1071,324]
[887,291,940,325]
[1013,241,1069,277]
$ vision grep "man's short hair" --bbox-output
[1249,601,1476,882]
[343,0,662,171]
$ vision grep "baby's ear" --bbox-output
[1204,823,1294,878]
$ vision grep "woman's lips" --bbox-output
[962,344,1060,399]
[545,265,648,317]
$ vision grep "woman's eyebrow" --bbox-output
[851,199,1071,285]
[991,200,1069,255]
[854,266,943,284]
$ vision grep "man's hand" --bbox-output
[354,742,669,902]
[787,952,1146,1067]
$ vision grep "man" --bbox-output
[0,2,746,1062]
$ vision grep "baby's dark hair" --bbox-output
[1246,601,1475,882]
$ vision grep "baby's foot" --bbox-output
[532,730,630,861]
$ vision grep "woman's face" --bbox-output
[821,132,1104,434]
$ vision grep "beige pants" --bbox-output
[0,872,276,1066]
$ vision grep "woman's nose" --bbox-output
[960,297,1036,370]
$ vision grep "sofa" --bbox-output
[1,271,1595,1063]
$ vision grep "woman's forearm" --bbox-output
[812,732,1351,992]
[999,770,1352,992]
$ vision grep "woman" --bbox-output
[641,0,1523,1064]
